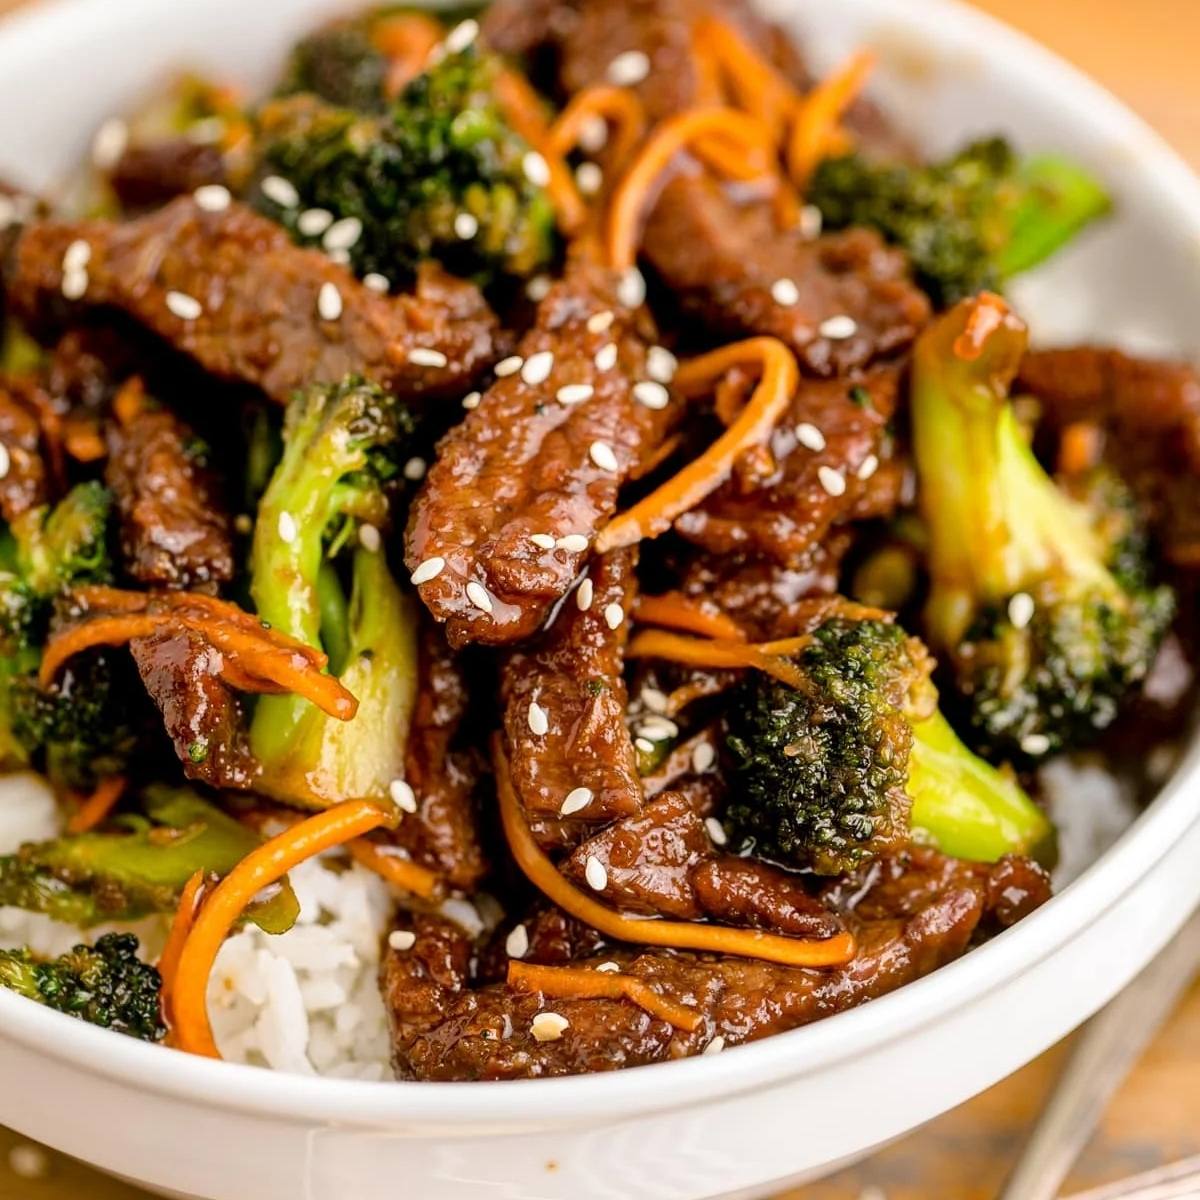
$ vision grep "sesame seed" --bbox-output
[705,816,728,846]
[388,930,417,951]
[857,454,879,481]
[635,737,655,753]
[692,742,716,773]
[523,150,551,188]
[579,114,609,153]
[575,162,603,196]
[466,580,494,614]
[364,272,390,294]
[641,687,669,714]
[8,1144,48,1180]
[61,269,88,300]
[530,533,556,550]
[798,204,823,239]
[323,216,362,253]
[637,715,679,740]
[317,282,342,321]
[590,441,619,472]
[389,778,418,813]
[410,556,446,585]
[277,511,298,544]
[92,117,129,169]
[261,174,300,209]
[595,961,621,974]
[819,314,858,340]
[646,346,678,383]
[616,267,646,308]
[576,578,594,610]
[528,701,549,735]
[410,347,448,368]
[818,465,846,497]
[403,456,427,481]
[1021,733,1052,756]
[558,533,589,553]
[297,207,333,236]
[1009,592,1036,630]
[234,513,253,535]
[522,350,555,385]
[603,601,624,630]
[454,211,479,239]
[584,855,608,890]
[561,787,593,816]
[795,422,826,452]
[62,238,91,273]
[703,1035,726,1056]
[556,383,594,405]
[0,444,9,481]
[505,923,530,959]
[587,310,615,334]
[495,355,524,377]
[771,277,800,307]
[594,343,618,371]
[445,17,479,54]
[461,390,482,410]
[633,380,670,410]
[531,1012,570,1042]
[526,274,552,301]
[607,49,651,86]
[358,524,382,552]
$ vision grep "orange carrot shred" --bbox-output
[372,12,443,98]
[113,377,146,427]
[787,49,876,187]
[634,592,746,641]
[547,85,647,178]
[65,774,127,835]
[160,869,209,1033]
[625,629,811,691]
[346,838,441,899]
[1058,421,1105,476]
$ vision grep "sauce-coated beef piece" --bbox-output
[500,547,643,851]
[108,140,228,213]
[691,857,843,937]
[0,382,48,522]
[1018,347,1200,567]
[407,261,675,647]
[381,847,1050,1080]
[7,197,498,406]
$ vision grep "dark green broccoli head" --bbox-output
[0,933,164,1041]
[278,19,393,113]
[809,137,1110,307]
[256,44,556,287]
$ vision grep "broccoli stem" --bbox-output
[317,560,352,676]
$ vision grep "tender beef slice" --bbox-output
[500,547,643,851]
[692,858,843,938]
[407,260,675,648]
[105,407,234,589]
[0,382,47,521]
[1018,347,1200,566]
[7,197,498,406]
[675,365,901,563]
[128,627,258,789]
[109,140,227,213]
[386,848,1049,1080]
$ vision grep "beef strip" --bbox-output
[1017,347,1200,567]
[105,405,234,589]
[382,846,1051,1080]
[500,547,643,851]
[407,259,675,647]
[7,196,498,406]
[691,858,842,937]
[0,381,47,521]
[109,140,228,213]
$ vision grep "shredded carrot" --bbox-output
[112,376,146,427]
[953,291,1013,361]
[547,85,647,178]
[171,800,395,1057]
[626,628,810,691]
[595,337,798,552]
[62,419,106,464]
[65,774,127,835]
[508,959,702,1032]
[39,614,164,685]
[787,49,876,187]
[1058,421,1104,476]
[372,12,443,98]
[346,838,441,899]
[495,739,855,969]
[159,869,209,1032]
[634,592,746,641]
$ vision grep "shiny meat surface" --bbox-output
[406,260,675,647]
[109,140,227,213]
[0,381,47,521]
[7,197,498,406]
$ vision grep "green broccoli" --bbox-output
[0,933,164,1041]
[808,137,1111,307]
[911,295,1175,760]
[255,43,556,287]
[0,787,298,933]
[725,615,1054,875]
[248,376,419,810]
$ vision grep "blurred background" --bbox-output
[0,0,1197,1197]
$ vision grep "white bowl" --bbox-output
[2,1,1199,1198]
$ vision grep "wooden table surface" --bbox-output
[2,0,1200,1197]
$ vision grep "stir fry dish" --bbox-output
[0,0,1195,1082]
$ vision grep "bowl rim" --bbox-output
[1,0,1200,1131]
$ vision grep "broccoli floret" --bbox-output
[255,44,556,287]
[725,615,1054,875]
[0,933,164,1041]
[248,377,419,810]
[911,294,1175,760]
[0,787,298,933]
[808,137,1110,307]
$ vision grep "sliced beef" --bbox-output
[105,404,234,589]
[1017,347,1200,567]
[0,381,47,521]
[500,547,643,851]
[109,140,227,213]
[692,858,841,937]
[7,197,498,406]
[407,259,675,647]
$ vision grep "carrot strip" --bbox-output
[547,85,647,177]
[508,960,702,1032]
[65,774,127,835]
[594,337,798,551]
[372,12,443,98]
[634,592,746,641]
[787,49,876,187]
[346,838,441,899]
[63,421,106,464]
[495,739,855,969]
[38,615,165,686]
[112,377,146,427]
[1058,421,1104,476]
[171,800,395,1057]
[625,629,810,691]
[159,869,209,1031]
